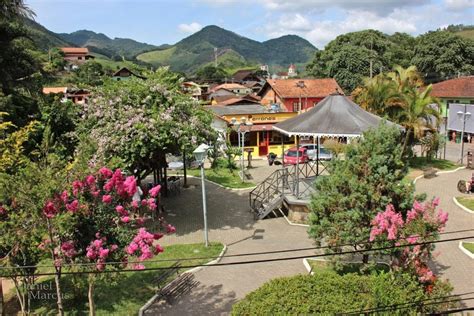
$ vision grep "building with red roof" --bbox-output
[258,78,342,112]
[60,47,94,66]
[430,76,474,117]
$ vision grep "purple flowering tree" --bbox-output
[40,167,175,315]
[80,68,216,182]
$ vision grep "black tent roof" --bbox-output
[273,94,400,138]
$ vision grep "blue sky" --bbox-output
[27,0,474,49]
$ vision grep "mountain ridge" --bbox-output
[137,25,317,73]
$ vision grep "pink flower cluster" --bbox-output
[126,228,166,269]
[101,169,137,199]
[369,198,447,289]
[406,198,448,230]
[86,235,118,271]
[370,204,403,241]
[60,241,77,258]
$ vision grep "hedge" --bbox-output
[231,271,450,315]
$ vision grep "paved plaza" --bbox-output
[144,164,473,314]
[145,178,315,315]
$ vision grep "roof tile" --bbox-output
[430,76,474,98]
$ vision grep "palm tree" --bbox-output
[354,74,401,118]
[388,65,424,91]
[397,84,440,155]
[0,0,35,19]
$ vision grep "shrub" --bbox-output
[231,272,453,315]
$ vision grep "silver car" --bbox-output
[300,144,333,161]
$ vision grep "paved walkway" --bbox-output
[145,168,474,314]
[145,178,316,315]
[414,168,474,307]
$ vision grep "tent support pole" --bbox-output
[317,136,320,176]
[296,136,300,198]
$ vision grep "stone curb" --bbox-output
[302,258,390,275]
[458,241,474,259]
[178,175,257,191]
[277,208,309,227]
[138,244,227,316]
[452,197,474,214]
[412,166,466,184]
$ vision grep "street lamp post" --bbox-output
[230,117,253,182]
[457,105,471,165]
[193,143,210,247]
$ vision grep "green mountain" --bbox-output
[22,19,159,60]
[22,18,72,50]
[137,25,317,73]
[57,30,159,59]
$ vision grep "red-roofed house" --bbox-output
[430,76,474,117]
[60,47,94,66]
[42,86,90,104]
[258,78,342,112]
[210,83,253,95]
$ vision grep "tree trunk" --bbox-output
[12,278,25,315]
[0,277,4,316]
[53,271,64,316]
[401,129,411,157]
[362,253,369,264]
[88,278,95,316]
[47,220,64,316]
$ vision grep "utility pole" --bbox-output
[214,47,218,67]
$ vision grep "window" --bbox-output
[292,102,299,112]
[78,57,82,60]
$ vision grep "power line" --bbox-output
[1,228,471,271]
[1,234,472,277]
[348,297,474,315]
[340,291,474,315]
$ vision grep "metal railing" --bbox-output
[249,168,289,212]
[249,160,329,213]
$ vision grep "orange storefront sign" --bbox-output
[221,112,297,124]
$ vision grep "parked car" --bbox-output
[283,147,309,165]
[300,144,333,161]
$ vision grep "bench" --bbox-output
[423,167,437,179]
[160,273,197,303]
[154,262,198,303]
[154,261,181,289]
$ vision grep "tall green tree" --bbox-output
[412,31,474,82]
[195,64,227,81]
[0,0,41,127]
[306,30,395,93]
[308,124,416,263]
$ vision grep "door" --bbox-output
[259,131,269,156]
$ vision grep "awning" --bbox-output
[273,94,402,138]
[249,124,274,132]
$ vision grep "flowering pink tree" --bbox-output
[40,167,175,315]
[369,198,448,292]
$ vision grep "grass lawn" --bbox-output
[308,260,389,275]
[462,242,474,254]
[186,168,255,189]
[7,243,223,315]
[408,157,460,171]
[456,196,474,211]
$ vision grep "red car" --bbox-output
[283,147,309,165]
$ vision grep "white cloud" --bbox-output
[444,0,474,10]
[264,9,419,48]
[275,14,313,32]
[200,0,431,15]
[178,22,203,33]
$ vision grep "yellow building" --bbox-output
[209,104,298,157]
